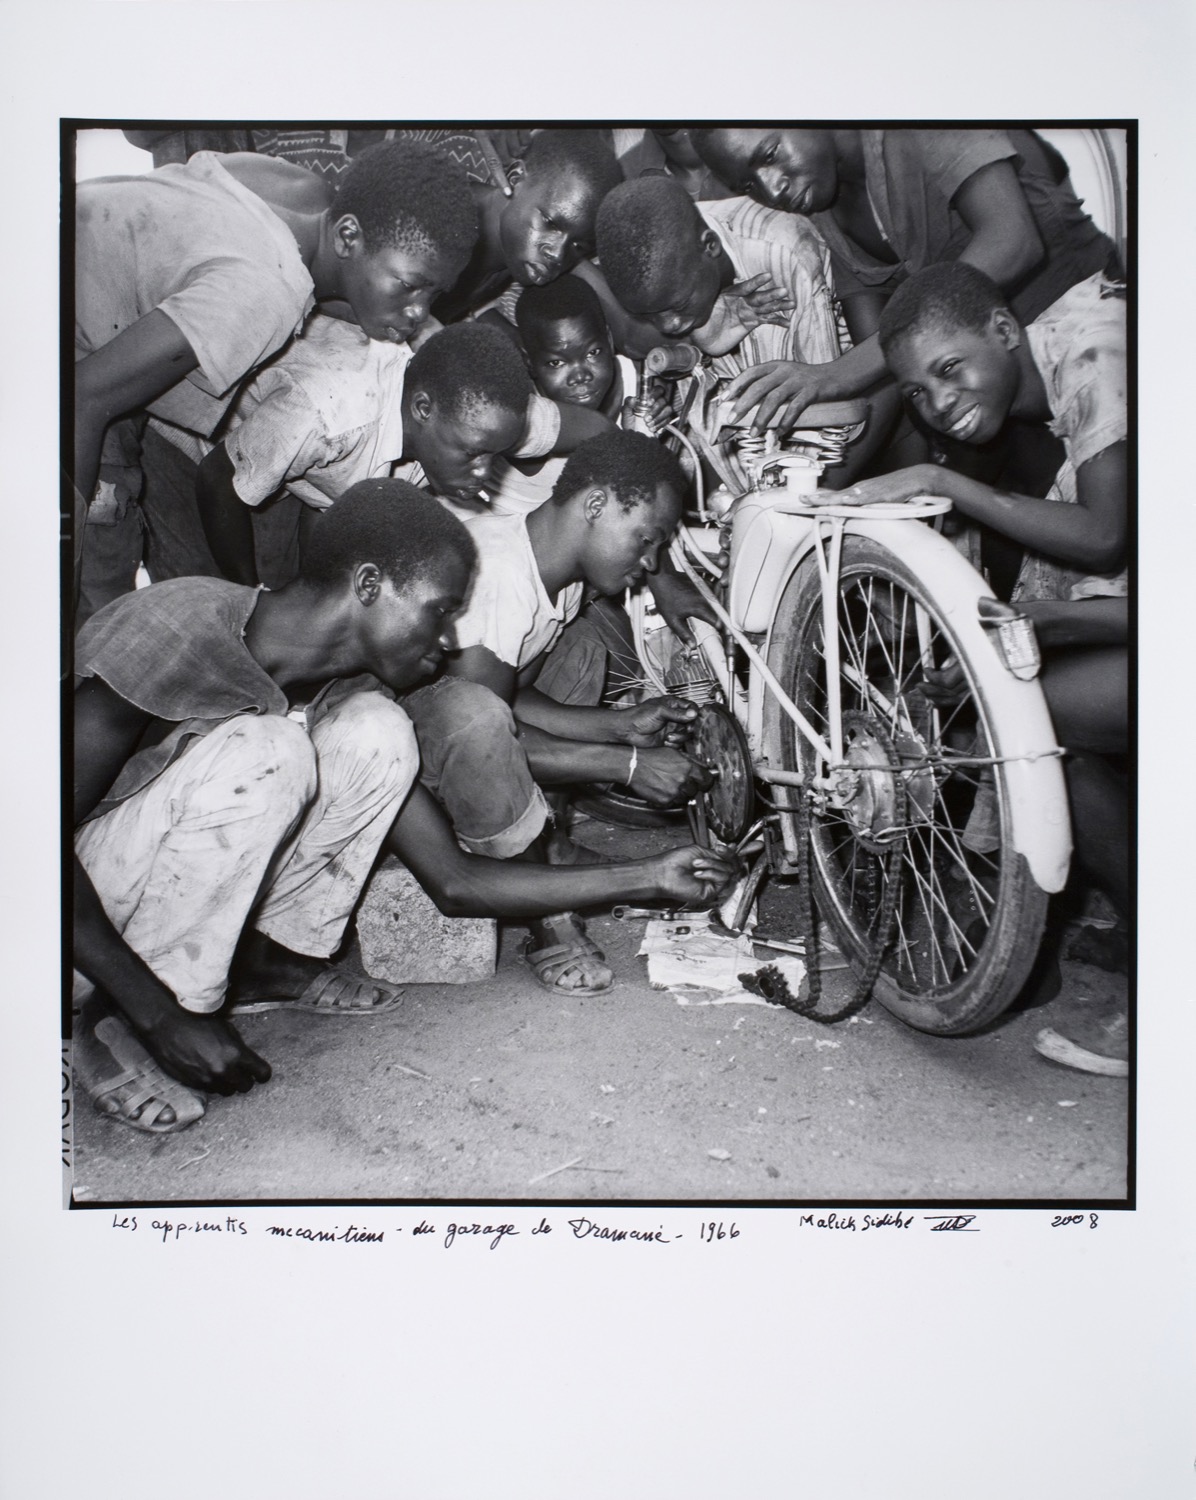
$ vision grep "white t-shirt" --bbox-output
[75,152,315,439]
[453,512,584,668]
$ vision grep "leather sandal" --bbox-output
[229,966,404,1016]
[83,1014,206,1135]
[522,912,614,997]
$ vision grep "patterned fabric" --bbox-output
[696,197,843,381]
[251,128,352,186]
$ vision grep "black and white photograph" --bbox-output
[4,5,1192,1498]
[65,119,1133,1207]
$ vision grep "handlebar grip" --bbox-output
[644,344,701,378]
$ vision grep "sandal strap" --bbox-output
[86,1015,204,1131]
[302,969,401,1012]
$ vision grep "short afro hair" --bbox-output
[550,429,686,513]
[515,274,606,347]
[301,479,476,592]
[334,139,478,270]
[520,129,622,206]
[596,177,704,316]
[878,262,1010,359]
[406,322,533,421]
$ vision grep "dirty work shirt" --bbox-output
[75,578,418,1009]
[75,576,385,819]
[453,512,584,669]
[812,130,1117,326]
[75,151,315,440]
[76,578,284,818]
[224,313,562,509]
[1014,274,1128,602]
[696,197,844,381]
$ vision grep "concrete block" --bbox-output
[356,857,496,985]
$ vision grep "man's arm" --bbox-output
[724,159,1048,429]
[1019,596,1128,649]
[552,400,614,451]
[73,677,271,1095]
[448,646,711,805]
[386,782,735,916]
[74,308,199,508]
[840,444,1127,574]
[952,157,1045,292]
[196,442,261,585]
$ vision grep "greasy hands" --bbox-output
[723,358,830,430]
[653,844,740,906]
[141,1008,271,1096]
[620,693,700,746]
[647,570,720,643]
[630,744,714,806]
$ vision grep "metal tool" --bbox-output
[611,905,694,922]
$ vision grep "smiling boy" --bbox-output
[74,139,478,619]
[847,261,1127,600]
[691,128,1120,429]
[844,261,1129,1075]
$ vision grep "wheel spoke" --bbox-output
[779,542,1048,1031]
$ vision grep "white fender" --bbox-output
[756,514,1072,895]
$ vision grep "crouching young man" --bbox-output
[74,480,732,1134]
[405,430,714,998]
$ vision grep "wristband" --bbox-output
[626,745,639,784]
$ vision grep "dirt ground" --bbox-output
[69,819,1129,1208]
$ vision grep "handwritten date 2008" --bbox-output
[1051,1213,1100,1228]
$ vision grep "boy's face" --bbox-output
[577,482,682,597]
[524,314,615,409]
[698,129,838,215]
[645,236,723,340]
[887,313,1021,446]
[408,393,525,502]
[499,166,600,286]
[360,552,472,694]
[337,225,459,344]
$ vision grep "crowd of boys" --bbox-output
[71,125,1130,1138]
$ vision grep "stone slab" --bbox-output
[356,857,496,985]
